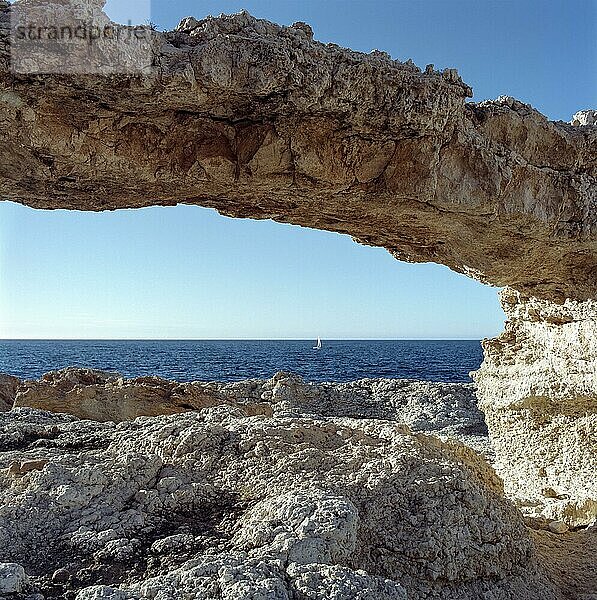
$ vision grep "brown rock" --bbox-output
[0,374,20,412]
[13,367,271,422]
[547,521,569,534]
[7,459,48,476]
[0,7,594,302]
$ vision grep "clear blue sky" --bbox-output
[1,1,594,340]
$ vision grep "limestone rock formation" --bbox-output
[0,407,569,599]
[0,562,28,594]
[0,1,595,587]
[11,369,490,454]
[12,368,273,422]
[0,3,595,301]
[571,110,597,126]
[473,289,597,526]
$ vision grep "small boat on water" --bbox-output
[313,336,322,350]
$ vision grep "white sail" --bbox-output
[313,337,322,350]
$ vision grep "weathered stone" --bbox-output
[572,110,597,126]
[532,525,597,599]
[11,368,489,453]
[13,367,273,422]
[51,568,70,584]
[74,586,129,600]
[0,4,594,302]
[0,1,595,577]
[473,289,597,526]
[0,407,567,599]
[6,459,48,477]
[548,521,569,534]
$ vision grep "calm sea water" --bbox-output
[0,340,483,383]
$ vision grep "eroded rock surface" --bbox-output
[473,289,597,527]
[0,3,595,594]
[572,110,597,127]
[532,525,597,600]
[0,3,595,301]
[12,368,273,422]
[3,368,594,598]
[0,407,568,600]
[11,368,490,455]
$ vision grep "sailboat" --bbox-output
[313,336,322,350]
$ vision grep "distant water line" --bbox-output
[0,340,484,383]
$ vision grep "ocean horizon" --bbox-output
[0,339,484,383]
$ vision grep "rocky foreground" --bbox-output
[0,369,594,600]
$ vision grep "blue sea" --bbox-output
[0,340,483,383]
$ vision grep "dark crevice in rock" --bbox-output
[22,493,252,600]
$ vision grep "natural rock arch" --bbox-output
[0,4,595,525]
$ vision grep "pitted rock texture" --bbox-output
[0,4,596,593]
[473,288,597,526]
[11,368,491,455]
[0,407,568,600]
[0,3,595,301]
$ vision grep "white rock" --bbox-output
[571,110,597,126]
[0,408,561,599]
[150,534,195,554]
[473,289,597,527]
[287,562,407,599]
[75,586,130,599]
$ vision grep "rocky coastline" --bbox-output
[0,2,595,598]
[0,368,594,600]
